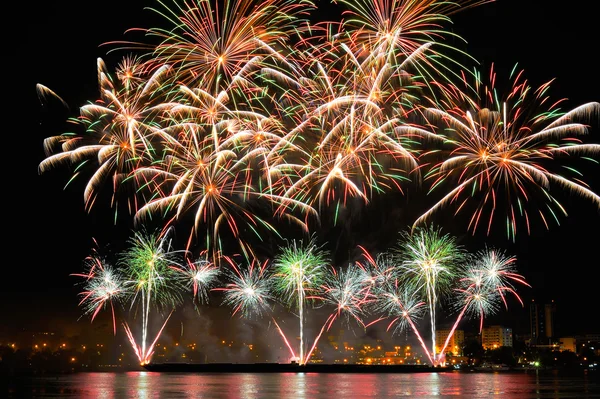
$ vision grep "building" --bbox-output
[435,329,464,355]
[481,326,513,350]
[558,337,576,353]
[530,300,555,345]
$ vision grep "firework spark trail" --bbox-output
[437,301,468,359]
[303,313,335,364]
[121,229,185,363]
[271,317,297,361]
[402,314,434,366]
[302,263,372,363]
[394,226,464,364]
[122,310,173,365]
[123,322,143,363]
[143,310,174,364]
[273,237,329,364]
[376,286,433,365]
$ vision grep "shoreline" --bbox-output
[143,362,447,373]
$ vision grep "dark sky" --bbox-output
[8,0,599,343]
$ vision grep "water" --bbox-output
[4,370,599,398]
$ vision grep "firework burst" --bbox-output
[39,58,175,212]
[437,247,530,358]
[130,0,313,89]
[219,258,274,318]
[73,251,127,335]
[173,251,220,305]
[416,65,600,238]
[302,263,374,363]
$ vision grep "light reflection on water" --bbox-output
[5,370,599,398]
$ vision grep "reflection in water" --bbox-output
[132,371,149,399]
[5,370,599,398]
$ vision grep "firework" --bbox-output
[303,262,372,363]
[358,249,397,290]
[173,251,220,305]
[36,0,596,369]
[132,120,272,261]
[272,237,329,364]
[120,228,185,364]
[263,25,424,217]
[321,263,372,328]
[393,226,465,364]
[437,247,530,358]
[416,65,600,239]
[132,94,316,261]
[338,0,488,51]
[374,284,431,365]
[127,0,314,89]
[218,258,274,318]
[39,58,175,213]
[474,247,529,306]
[73,250,127,335]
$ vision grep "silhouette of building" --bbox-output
[530,300,555,345]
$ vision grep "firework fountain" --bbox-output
[393,226,465,364]
[272,237,328,364]
[119,229,187,364]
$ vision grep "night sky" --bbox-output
[9,0,599,344]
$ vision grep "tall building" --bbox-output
[530,300,556,345]
[481,326,513,350]
[435,329,464,355]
